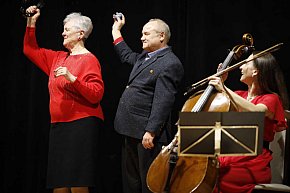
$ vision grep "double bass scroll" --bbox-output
[184,33,255,96]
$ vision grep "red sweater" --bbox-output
[23,27,104,123]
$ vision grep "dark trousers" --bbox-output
[121,136,163,193]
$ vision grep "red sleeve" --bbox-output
[23,27,59,75]
[72,55,104,104]
[113,37,124,45]
[257,94,287,132]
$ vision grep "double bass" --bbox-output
[146,33,255,193]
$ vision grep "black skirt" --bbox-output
[46,116,102,188]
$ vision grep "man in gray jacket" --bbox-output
[112,13,184,193]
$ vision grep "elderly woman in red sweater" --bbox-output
[23,5,104,193]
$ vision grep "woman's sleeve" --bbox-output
[259,94,287,131]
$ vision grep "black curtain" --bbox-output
[2,0,290,193]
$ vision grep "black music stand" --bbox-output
[178,111,264,157]
[178,111,265,193]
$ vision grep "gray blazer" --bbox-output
[114,41,184,142]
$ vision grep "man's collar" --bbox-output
[147,46,169,58]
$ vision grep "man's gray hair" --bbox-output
[149,18,171,43]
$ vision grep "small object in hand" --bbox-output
[20,1,45,18]
[113,12,123,20]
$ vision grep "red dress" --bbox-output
[213,91,287,193]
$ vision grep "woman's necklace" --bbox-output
[247,95,257,101]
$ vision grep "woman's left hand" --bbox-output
[208,76,224,92]
[54,66,77,82]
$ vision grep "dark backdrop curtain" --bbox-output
[2,0,290,193]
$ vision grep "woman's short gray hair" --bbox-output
[63,12,93,39]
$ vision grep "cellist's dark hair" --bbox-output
[253,51,289,109]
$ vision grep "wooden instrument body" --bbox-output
[168,91,234,193]
[147,91,235,193]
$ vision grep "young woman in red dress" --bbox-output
[209,51,289,193]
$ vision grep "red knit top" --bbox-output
[235,91,287,141]
[23,27,104,123]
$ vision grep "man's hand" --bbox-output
[142,131,155,149]
[112,13,125,41]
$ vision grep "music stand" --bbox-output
[177,111,265,192]
[178,111,264,157]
